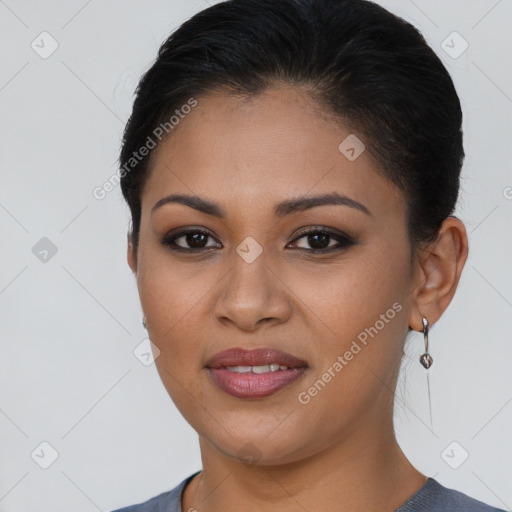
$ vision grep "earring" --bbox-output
[419,316,433,369]
[142,317,147,329]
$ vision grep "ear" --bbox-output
[127,232,137,275]
[408,216,469,331]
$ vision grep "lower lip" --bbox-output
[207,367,308,398]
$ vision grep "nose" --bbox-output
[212,247,292,332]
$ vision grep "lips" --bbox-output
[206,347,308,369]
[208,366,308,398]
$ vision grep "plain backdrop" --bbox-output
[0,0,511,511]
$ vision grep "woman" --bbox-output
[112,0,505,510]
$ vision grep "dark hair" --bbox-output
[119,0,464,255]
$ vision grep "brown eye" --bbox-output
[177,232,208,248]
[289,228,355,253]
[299,232,332,250]
[161,229,222,251]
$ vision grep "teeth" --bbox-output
[252,364,270,374]
[227,365,252,373]
[225,364,290,373]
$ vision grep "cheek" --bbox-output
[144,292,209,425]
[139,269,206,352]
[342,247,409,363]
[288,266,409,445]
[293,241,411,401]
[135,240,236,404]
[291,245,408,345]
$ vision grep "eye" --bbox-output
[161,227,356,254]
[161,228,222,252]
[288,228,355,253]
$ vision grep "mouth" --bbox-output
[205,347,308,399]
[206,347,308,369]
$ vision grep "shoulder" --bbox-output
[109,471,200,512]
[109,488,174,512]
[396,477,507,512]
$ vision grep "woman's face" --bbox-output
[128,85,418,465]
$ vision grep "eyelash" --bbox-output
[160,227,356,254]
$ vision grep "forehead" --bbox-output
[143,85,405,218]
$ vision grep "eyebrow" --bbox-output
[151,192,372,218]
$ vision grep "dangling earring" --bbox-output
[419,316,435,432]
[419,316,433,369]
[142,317,147,329]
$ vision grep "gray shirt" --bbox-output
[111,471,507,511]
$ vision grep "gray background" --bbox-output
[0,0,511,510]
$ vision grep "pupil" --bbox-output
[188,233,207,247]
[309,233,329,249]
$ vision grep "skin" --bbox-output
[127,84,468,512]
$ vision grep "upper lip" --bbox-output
[206,347,308,369]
